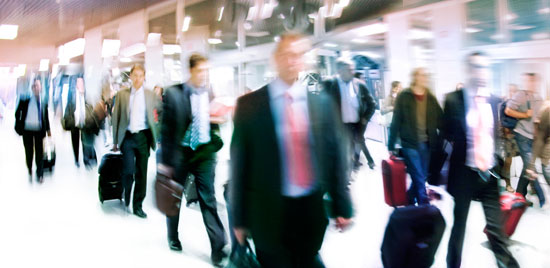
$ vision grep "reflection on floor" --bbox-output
[1,111,549,268]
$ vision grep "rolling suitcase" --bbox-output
[381,205,446,268]
[98,152,123,203]
[484,192,527,238]
[382,155,408,207]
[43,137,56,172]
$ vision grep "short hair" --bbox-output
[336,58,355,70]
[466,51,488,67]
[391,81,401,89]
[130,64,146,75]
[524,73,537,78]
[274,32,306,54]
[189,53,208,70]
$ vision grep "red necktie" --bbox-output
[284,92,313,188]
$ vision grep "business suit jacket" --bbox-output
[112,87,160,150]
[442,89,500,197]
[14,97,50,137]
[160,83,222,170]
[323,77,376,132]
[230,85,353,253]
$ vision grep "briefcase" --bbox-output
[155,173,184,216]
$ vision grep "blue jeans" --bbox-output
[515,134,545,206]
[401,142,430,205]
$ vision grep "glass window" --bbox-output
[465,0,499,46]
[507,0,550,42]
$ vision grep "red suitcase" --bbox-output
[382,155,408,207]
[484,192,527,238]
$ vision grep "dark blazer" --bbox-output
[442,89,500,197]
[323,77,376,131]
[230,85,353,253]
[160,83,222,171]
[388,89,443,151]
[14,96,50,137]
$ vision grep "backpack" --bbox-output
[500,100,518,129]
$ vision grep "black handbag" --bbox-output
[225,242,261,268]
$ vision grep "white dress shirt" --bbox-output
[74,92,86,127]
[127,86,148,133]
[464,87,495,169]
[338,78,360,123]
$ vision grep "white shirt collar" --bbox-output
[270,78,306,101]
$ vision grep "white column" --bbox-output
[84,27,103,103]
[145,41,164,89]
[386,13,411,88]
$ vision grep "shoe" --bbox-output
[526,200,534,207]
[506,185,515,193]
[37,176,44,184]
[211,250,228,267]
[133,208,147,218]
[75,162,80,168]
[368,162,375,170]
[168,238,182,251]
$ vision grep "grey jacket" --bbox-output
[111,87,160,150]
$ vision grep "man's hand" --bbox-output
[526,169,537,181]
[233,228,249,245]
[47,131,51,137]
[335,217,353,232]
[157,163,174,178]
[210,115,227,124]
[112,144,119,152]
[526,109,533,118]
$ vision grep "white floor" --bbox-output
[1,110,550,268]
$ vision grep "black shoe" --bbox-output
[368,162,375,170]
[211,250,228,267]
[526,200,534,207]
[168,238,182,251]
[37,176,44,183]
[75,162,80,168]
[133,208,147,218]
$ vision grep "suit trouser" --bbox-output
[22,131,44,177]
[166,147,227,254]
[447,168,519,268]
[344,123,374,165]
[81,129,97,167]
[514,134,545,205]
[121,130,151,209]
[70,128,80,163]
[256,193,327,268]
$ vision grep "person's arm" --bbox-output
[380,96,394,115]
[505,91,532,119]
[388,94,403,152]
[504,107,531,119]
[160,88,178,171]
[363,83,376,121]
[111,92,121,151]
[528,107,550,172]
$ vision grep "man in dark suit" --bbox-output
[443,52,519,268]
[158,53,227,267]
[230,33,353,268]
[324,59,376,170]
[15,78,51,183]
[112,64,160,218]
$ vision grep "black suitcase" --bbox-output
[98,152,123,203]
[381,205,446,268]
[43,138,56,172]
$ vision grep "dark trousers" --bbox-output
[514,133,545,205]
[447,168,519,268]
[344,123,374,165]
[121,130,151,210]
[166,147,227,254]
[71,128,97,167]
[22,131,44,177]
[256,194,327,268]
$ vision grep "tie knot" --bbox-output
[284,92,293,102]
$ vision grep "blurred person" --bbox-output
[324,59,376,170]
[443,52,519,268]
[526,101,550,209]
[158,53,228,266]
[497,84,520,193]
[111,64,160,218]
[505,73,545,207]
[230,33,353,268]
[388,68,443,205]
[455,82,464,91]
[64,77,97,168]
[14,78,51,183]
[154,85,164,99]
[381,81,402,116]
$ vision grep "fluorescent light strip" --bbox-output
[0,24,18,40]
[182,16,191,32]
[218,7,224,22]
[208,38,222,45]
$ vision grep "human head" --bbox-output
[76,77,85,94]
[32,77,42,96]
[188,53,209,88]
[508,83,518,98]
[391,81,401,95]
[466,51,490,89]
[130,64,146,89]
[273,33,310,86]
[336,59,355,83]
[411,67,429,90]
[456,82,464,91]
[523,73,538,92]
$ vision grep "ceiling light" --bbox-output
[182,16,191,32]
[62,38,86,59]
[16,64,26,77]
[274,36,280,42]
[538,8,550,14]
[246,6,258,20]
[218,6,225,22]
[246,31,270,37]
[0,24,18,40]
[330,4,344,18]
[278,14,285,19]
[121,43,146,57]
[163,44,181,55]
[354,23,388,36]
[308,13,317,19]
[509,24,535,31]
[208,38,222,44]
[243,22,252,30]
[339,0,350,7]
[120,57,132,63]
[235,42,240,47]
[102,39,121,58]
[39,59,50,72]
[506,13,517,21]
[323,43,338,48]
[351,38,368,44]
[465,27,482,33]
